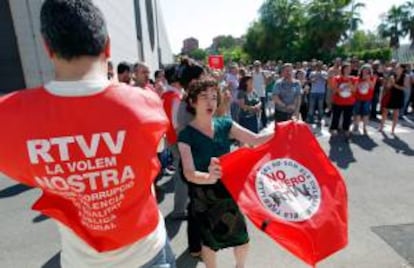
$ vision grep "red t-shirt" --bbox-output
[355,76,376,101]
[0,84,168,252]
[332,76,356,106]
[162,90,181,145]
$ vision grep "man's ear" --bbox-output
[42,38,54,58]
[104,37,111,59]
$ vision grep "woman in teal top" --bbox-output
[178,78,274,268]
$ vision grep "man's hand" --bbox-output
[286,104,296,112]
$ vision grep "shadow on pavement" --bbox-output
[33,214,50,223]
[176,248,200,268]
[42,252,61,268]
[351,134,379,151]
[371,223,414,266]
[0,184,32,199]
[381,132,414,156]
[328,135,357,169]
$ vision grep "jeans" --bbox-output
[401,88,411,115]
[171,145,188,215]
[260,97,268,128]
[307,93,325,122]
[230,102,240,123]
[239,114,259,133]
[140,240,176,268]
[354,100,371,116]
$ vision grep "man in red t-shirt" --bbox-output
[0,1,175,267]
[161,64,188,220]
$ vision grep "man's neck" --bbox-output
[54,56,107,81]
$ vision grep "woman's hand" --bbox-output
[207,157,222,184]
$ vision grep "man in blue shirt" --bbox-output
[272,63,301,122]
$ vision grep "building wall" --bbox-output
[0,0,26,93]
[5,0,172,90]
[94,0,140,67]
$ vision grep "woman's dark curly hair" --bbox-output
[186,77,221,115]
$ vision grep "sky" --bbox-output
[159,0,409,54]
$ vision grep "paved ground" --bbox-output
[0,116,413,268]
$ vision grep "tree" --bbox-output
[243,0,363,62]
[378,5,408,49]
[349,1,365,33]
[343,30,388,52]
[188,48,207,61]
[243,21,267,61]
[304,0,364,56]
[244,0,304,61]
[402,0,414,47]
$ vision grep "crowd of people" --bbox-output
[112,56,414,138]
[105,55,414,266]
[1,1,413,268]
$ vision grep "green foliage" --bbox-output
[243,0,366,62]
[213,35,239,50]
[378,5,408,48]
[188,48,207,61]
[344,48,392,61]
[219,46,250,65]
[343,30,388,52]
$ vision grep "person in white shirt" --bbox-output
[225,64,240,122]
[252,60,269,128]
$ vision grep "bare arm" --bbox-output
[230,121,274,146]
[178,142,221,185]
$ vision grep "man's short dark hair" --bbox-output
[180,65,204,89]
[40,0,108,60]
[117,62,131,74]
[154,70,164,79]
[164,64,180,84]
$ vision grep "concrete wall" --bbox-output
[6,0,173,89]
[0,0,26,93]
[8,0,52,88]
[94,0,140,67]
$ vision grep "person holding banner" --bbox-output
[330,62,357,139]
[0,1,174,267]
[178,77,274,268]
[352,64,376,135]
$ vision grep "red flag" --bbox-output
[220,121,348,266]
[208,55,224,69]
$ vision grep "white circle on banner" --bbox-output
[339,83,351,98]
[255,158,322,222]
[358,82,369,95]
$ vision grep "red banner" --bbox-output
[208,55,224,70]
[220,121,348,266]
